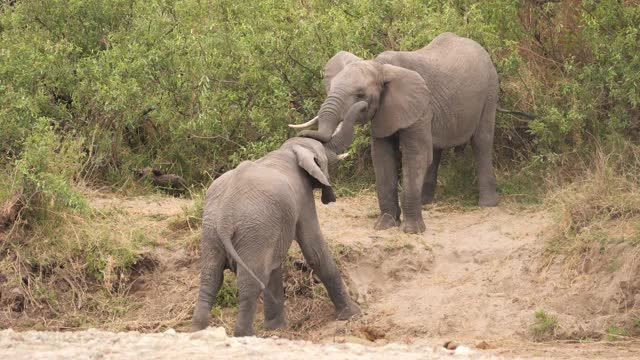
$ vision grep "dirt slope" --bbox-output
[3,191,640,358]
[317,194,551,341]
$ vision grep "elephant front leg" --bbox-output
[263,266,286,330]
[295,212,360,320]
[399,125,432,234]
[371,136,401,230]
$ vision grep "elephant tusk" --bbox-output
[336,152,350,161]
[288,116,318,129]
[331,121,344,137]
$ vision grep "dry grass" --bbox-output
[206,241,368,338]
[545,140,640,262]
[0,193,172,330]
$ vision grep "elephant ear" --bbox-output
[292,145,331,187]
[371,64,431,138]
[323,51,362,93]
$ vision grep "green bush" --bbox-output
[0,0,638,195]
[13,117,86,221]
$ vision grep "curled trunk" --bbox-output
[298,95,344,143]
[324,101,368,161]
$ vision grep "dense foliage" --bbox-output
[1,0,639,208]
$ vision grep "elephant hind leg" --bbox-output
[263,266,286,330]
[472,97,499,207]
[192,229,226,331]
[422,148,443,205]
[234,265,269,337]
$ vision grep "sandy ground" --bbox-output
[2,191,640,358]
[0,327,494,360]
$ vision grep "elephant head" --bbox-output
[291,51,431,144]
[286,101,370,205]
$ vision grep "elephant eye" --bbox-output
[314,157,321,167]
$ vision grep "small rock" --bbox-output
[443,340,459,350]
[163,328,176,335]
[475,340,495,350]
[360,325,386,341]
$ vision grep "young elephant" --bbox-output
[192,102,367,337]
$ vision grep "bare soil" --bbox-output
[2,191,640,358]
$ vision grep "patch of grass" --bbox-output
[606,325,629,341]
[383,242,415,253]
[606,259,622,273]
[215,271,239,308]
[546,140,640,260]
[498,165,544,205]
[331,242,365,263]
[169,187,205,231]
[333,174,375,198]
[530,309,558,341]
[437,148,478,208]
[430,147,545,208]
[632,317,640,336]
[0,198,159,326]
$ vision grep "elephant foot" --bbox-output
[233,326,255,337]
[400,217,426,234]
[191,311,210,331]
[478,192,499,207]
[335,302,361,320]
[374,213,399,230]
[264,315,287,331]
[191,321,208,332]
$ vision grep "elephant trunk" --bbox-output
[325,101,369,161]
[298,93,345,143]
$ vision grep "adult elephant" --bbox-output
[293,32,500,234]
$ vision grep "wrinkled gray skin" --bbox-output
[299,33,500,234]
[192,103,367,337]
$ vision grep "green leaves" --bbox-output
[1,0,639,189]
[16,117,87,215]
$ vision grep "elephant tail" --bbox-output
[215,224,276,302]
[497,106,536,120]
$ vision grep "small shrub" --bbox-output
[531,309,558,341]
[14,117,86,222]
[606,325,629,341]
[547,140,640,257]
